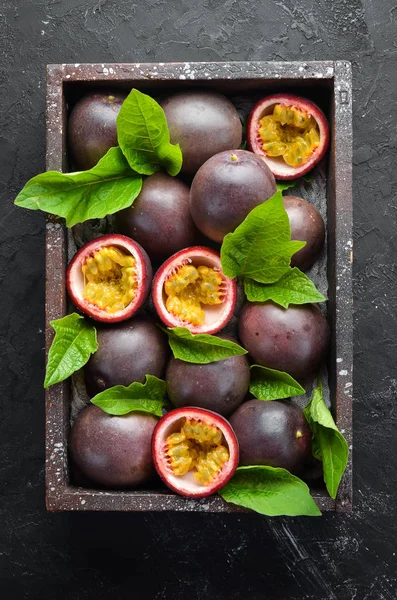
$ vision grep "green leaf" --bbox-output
[14,147,142,227]
[276,180,297,192]
[117,89,182,176]
[220,191,306,283]
[162,327,248,364]
[244,268,326,308]
[304,379,349,499]
[44,313,98,388]
[250,365,305,400]
[90,375,167,416]
[219,466,321,517]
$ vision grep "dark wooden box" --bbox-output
[45,61,352,513]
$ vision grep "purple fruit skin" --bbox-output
[84,316,169,397]
[116,173,198,260]
[283,196,325,271]
[161,90,242,175]
[69,405,157,488]
[229,399,312,472]
[68,91,126,170]
[189,149,277,242]
[166,352,250,417]
[239,302,330,380]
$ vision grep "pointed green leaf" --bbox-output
[250,365,305,400]
[162,327,247,364]
[90,375,167,416]
[219,466,321,517]
[44,314,98,387]
[244,268,326,307]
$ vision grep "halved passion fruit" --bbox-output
[66,234,152,323]
[152,246,237,334]
[247,94,329,180]
[152,407,239,498]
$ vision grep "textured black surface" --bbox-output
[0,1,396,598]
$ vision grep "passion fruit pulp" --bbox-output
[190,149,277,243]
[152,407,239,497]
[68,91,126,171]
[152,246,237,334]
[66,234,152,323]
[248,94,329,180]
[161,90,243,176]
[229,399,312,473]
[69,404,158,488]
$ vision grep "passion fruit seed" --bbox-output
[164,262,225,326]
[82,245,137,314]
[259,104,320,167]
[165,418,229,486]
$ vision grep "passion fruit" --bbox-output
[161,90,242,176]
[189,149,277,242]
[229,399,312,472]
[66,234,152,323]
[152,407,239,497]
[69,404,158,488]
[166,340,250,416]
[239,302,330,380]
[84,315,169,397]
[116,173,198,260]
[283,195,325,271]
[152,246,237,334]
[68,91,126,171]
[247,94,329,180]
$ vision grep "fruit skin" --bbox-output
[247,93,329,180]
[84,315,169,397]
[283,195,325,271]
[116,173,198,260]
[166,343,250,417]
[161,90,242,176]
[229,399,312,472]
[66,234,152,324]
[69,404,158,488]
[189,149,277,242]
[152,246,237,335]
[152,407,239,498]
[239,302,330,380]
[68,91,126,170]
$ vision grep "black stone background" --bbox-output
[1,0,396,598]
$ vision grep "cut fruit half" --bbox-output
[152,407,239,498]
[152,246,237,334]
[247,94,329,180]
[66,234,152,323]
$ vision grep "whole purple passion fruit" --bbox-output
[69,404,158,488]
[239,302,330,380]
[161,90,242,175]
[283,195,325,271]
[189,149,277,242]
[152,407,239,497]
[68,91,126,170]
[152,246,237,335]
[84,315,169,398]
[247,93,329,180]
[229,399,312,472]
[166,341,250,416]
[116,173,198,260]
[66,234,152,323]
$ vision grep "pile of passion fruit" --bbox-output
[66,89,330,499]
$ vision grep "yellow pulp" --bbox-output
[166,418,229,486]
[164,264,224,326]
[259,104,320,167]
[82,246,137,313]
